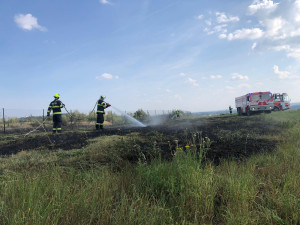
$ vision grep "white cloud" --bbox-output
[204,0,300,61]
[263,17,286,39]
[270,44,290,51]
[179,72,187,77]
[214,24,227,32]
[248,0,279,15]
[216,12,239,23]
[290,28,300,37]
[96,73,118,80]
[219,33,227,39]
[202,12,238,37]
[295,0,300,9]
[197,14,204,20]
[210,75,222,79]
[250,0,300,60]
[204,28,214,35]
[286,48,300,59]
[205,24,227,35]
[186,77,199,86]
[270,45,300,61]
[273,65,290,79]
[227,28,264,40]
[100,0,111,4]
[295,0,300,21]
[232,73,249,80]
[14,14,47,31]
[102,73,113,79]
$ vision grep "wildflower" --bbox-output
[176,147,183,152]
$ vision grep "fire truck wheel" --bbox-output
[246,108,251,116]
[274,107,279,111]
[237,108,242,116]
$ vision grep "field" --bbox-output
[0,111,299,224]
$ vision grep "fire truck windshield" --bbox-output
[274,94,280,100]
[251,95,260,101]
[251,94,272,101]
[283,95,290,102]
[261,94,272,100]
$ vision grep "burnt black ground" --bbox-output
[0,115,281,162]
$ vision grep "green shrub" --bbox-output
[133,109,149,122]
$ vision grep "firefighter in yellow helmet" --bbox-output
[96,95,111,130]
[47,94,65,133]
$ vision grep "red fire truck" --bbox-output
[273,93,291,111]
[235,91,274,116]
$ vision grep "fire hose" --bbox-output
[24,117,49,137]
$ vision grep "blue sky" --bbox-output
[1,0,300,114]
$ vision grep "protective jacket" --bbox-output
[96,98,110,130]
[47,100,64,115]
[97,99,109,114]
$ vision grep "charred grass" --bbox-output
[0,112,299,224]
[0,114,281,162]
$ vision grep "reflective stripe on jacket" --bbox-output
[48,100,64,115]
[97,99,108,113]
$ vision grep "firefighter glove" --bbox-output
[47,113,50,117]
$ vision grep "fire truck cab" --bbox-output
[235,92,274,116]
[273,93,291,111]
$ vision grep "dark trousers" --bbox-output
[53,114,62,133]
[96,113,104,130]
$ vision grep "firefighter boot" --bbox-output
[100,125,104,130]
[96,124,100,130]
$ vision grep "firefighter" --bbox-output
[96,95,111,130]
[171,109,180,119]
[47,94,65,133]
[229,105,233,114]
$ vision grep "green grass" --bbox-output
[0,111,299,224]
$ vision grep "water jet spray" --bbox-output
[111,106,146,127]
